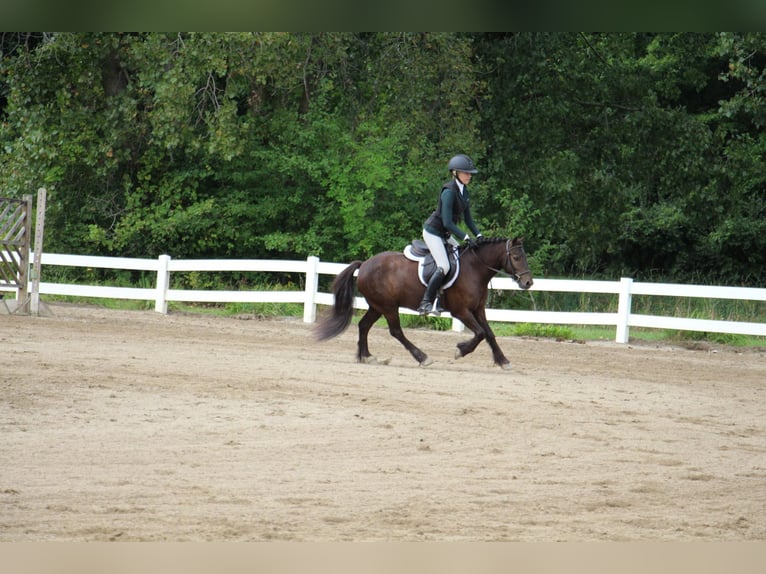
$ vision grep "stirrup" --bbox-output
[429,296,445,316]
[417,301,432,315]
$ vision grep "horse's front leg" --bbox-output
[453,309,511,369]
[452,310,486,359]
[474,307,511,369]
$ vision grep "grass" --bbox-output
[169,301,305,317]
[490,322,764,347]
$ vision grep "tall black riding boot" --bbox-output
[417,269,446,316]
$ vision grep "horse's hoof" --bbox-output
[500,362,513,371]
[419,357,433,367]
[454,348,463,360]
[361,356,390,366]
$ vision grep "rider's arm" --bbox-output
[463,206,481,238]
[440,188,469,239]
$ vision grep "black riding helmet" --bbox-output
[447,154,478,174]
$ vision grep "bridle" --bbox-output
[467,239,532,285]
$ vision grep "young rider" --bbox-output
[417,154,483,316]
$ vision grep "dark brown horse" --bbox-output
[315,237,533,369]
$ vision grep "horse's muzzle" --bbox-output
[518,275,534,290]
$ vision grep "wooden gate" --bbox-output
[0,195,33,312]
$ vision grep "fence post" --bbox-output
[30,188,46,316]
[155,254,171,314]
[303,255,320,323]
[615,277,633,343]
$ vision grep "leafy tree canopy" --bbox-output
[1,32,764,286]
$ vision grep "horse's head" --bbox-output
[504,237,534,290]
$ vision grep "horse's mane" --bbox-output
[458,236,512,254]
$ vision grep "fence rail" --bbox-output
[2,252,765,343]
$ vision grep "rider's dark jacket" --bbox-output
[424,179,481,240]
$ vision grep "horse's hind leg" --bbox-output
[382,310,432,367]
[357,308,382,363]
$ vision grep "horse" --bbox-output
[314,237,533,369]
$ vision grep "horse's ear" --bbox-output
[512,236,524,245]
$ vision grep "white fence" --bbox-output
[2,252,765,344]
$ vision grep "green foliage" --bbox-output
[507,323,578,340]
[400,314,452,331]
[1,32,764,288]
[676,330,749,346]
[474,32,765,285]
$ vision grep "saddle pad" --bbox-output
[403,243,460,289]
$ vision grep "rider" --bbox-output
[417,154,483,316]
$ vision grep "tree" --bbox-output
[1,32,481,263]
[475,32,766,285]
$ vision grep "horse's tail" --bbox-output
[314,260,363,341]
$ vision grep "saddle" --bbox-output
[403,239,460,289]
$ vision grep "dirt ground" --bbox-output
[1,302,765,541]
